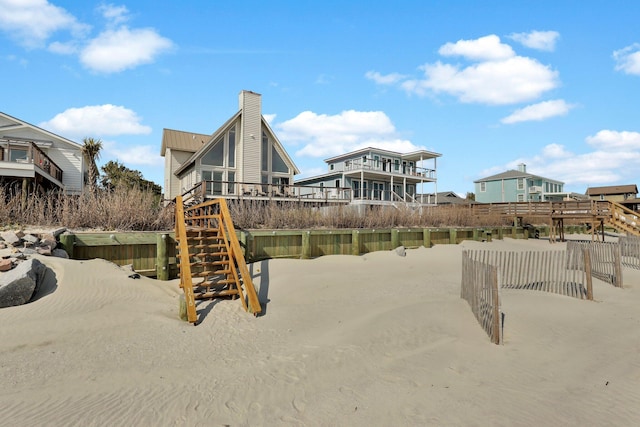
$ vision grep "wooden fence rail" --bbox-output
[566,241,623,288]
[618,236,640,270]
[466,249,592,300]
[461,251,502,344]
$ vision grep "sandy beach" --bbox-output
[1,236,639,426]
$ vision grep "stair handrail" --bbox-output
[175,195,197,323]
[217,198,262,315]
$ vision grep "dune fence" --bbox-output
[465,249,593,300]
[618,235,640,270]
[461,248,597,345]
[461,251,503,345]
[566,241,623,288]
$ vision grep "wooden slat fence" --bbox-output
[461,251,502,344]
[618,236,640,270]
[566,241,623,288]
[466,249,592,300]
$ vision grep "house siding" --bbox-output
[165,149,193,199]
[239,91,261,183]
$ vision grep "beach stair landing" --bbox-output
[175,195,261,324]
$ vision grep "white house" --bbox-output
[0,112,85,195]
[161,90,301,201]
[295,147,441,206]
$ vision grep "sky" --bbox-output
[2,0,640,197]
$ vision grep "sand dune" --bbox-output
[1,237,639,426]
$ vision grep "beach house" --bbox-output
[474,164,570,203]
[0,112,85,195]
[161,90,302,202]
[294,147,441,206]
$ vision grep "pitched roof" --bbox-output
[474,169,563,184]
[585,185,638,196]
[160,128,211,156]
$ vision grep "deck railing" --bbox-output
[1,141,63,182]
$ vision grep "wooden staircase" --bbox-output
[606,201,640,237]
[175,195,261,324]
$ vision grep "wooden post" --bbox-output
[614,244,623,288]
[449,228,457,245]
[473,228,479,241]
[156,233,169,281]
[301,231,311,259]
[491,267,501,344]
[59,233,75,258]
[423,228,431,248]
[391,229,400,248]
[583,248,593,300]
[351,230,360,256]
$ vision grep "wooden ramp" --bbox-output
[175,195,261,324]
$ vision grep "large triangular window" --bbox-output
[201,136,224,166]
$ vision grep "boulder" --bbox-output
[52,248,69,259]
[0,258,45,308]
[40,233,57,249]
[0,259,13,272]
[0,231,21,247]
[22,234,40,244]
[394,246,406,257]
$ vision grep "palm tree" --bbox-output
[82,137,103,193]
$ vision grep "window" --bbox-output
[480,182,486,192]
[227,172,235,194]
[330,164,334,170]
[10,148,27,162]
[517,178,524,190]
[272,146,288,173]
[394,159,399,171]
[228,128,235,167]
[201,137,224,166]
[517,194,524,202]
[335,179,340,188]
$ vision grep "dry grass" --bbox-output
[2,187,509,232]
[0,186,174,231]
[228,201,510,230]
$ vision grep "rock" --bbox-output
[40,233,57,249]
[0,242,7,249]
[52,249,69,259]
[51,227,67,238]
[36,245,52,256]
[0,259,13,272]
[0,231,21,246]
[21,248,38,255]
[22,234,40,244]
[0,258,45,308]
[394,246,406,257]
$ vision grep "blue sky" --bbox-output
[2,1,640,196]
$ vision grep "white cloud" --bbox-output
[263,114,277,124]
[438,34,515,61]
[103,143,163,166]
[402,55,558,105]
[509,31,560,51]
[80,27,174,73]
[613,44,640,75]
[275,110,424,158]
[39,105,152,139]
[365,71,407,85]
[368,34,559,105]
[501,99,574,124]
[586,130,640,151]
[0,0,89,48]
[98,4,130,27]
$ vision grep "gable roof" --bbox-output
[160,128,211,156]
[586,184,638,196]
[474,169,563,184]
[0,111,81,150]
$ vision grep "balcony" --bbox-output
[0,141,63,183]
[342,159,436,180]
[529,186,543,193]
